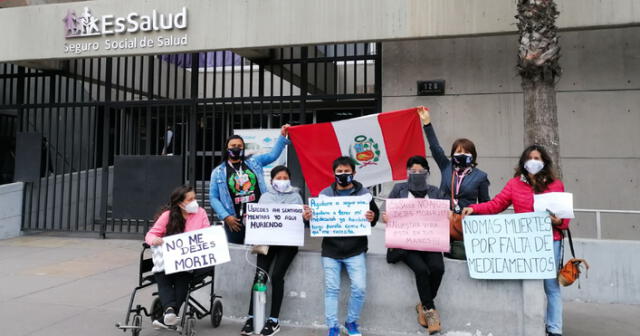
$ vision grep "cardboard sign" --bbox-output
[245,203,305,246]
[385,198,450,252]
[534,192,575,219]
[162,226,231,275]
[462,212,556,280]
[309,195,372,237]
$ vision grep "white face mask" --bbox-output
[272,179,292,192]
[524,159,544,175]
[183,200,199,214]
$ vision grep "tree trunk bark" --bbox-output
[522,78,563,178]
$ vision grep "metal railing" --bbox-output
[574,208,640,239]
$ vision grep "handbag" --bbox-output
[558,229,589,287]
[386,248,407,264]
[449,173,464,241]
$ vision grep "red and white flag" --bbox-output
[288,107,426,196]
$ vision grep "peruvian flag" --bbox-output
[288,107,426,196]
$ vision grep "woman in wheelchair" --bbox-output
[145,185,210,327]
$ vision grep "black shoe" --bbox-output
[240,317,254,335]
[547,331,562,336]
[260,319,281,336]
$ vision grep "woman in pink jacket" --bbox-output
[461,145,569,336]
[145,185,210,327]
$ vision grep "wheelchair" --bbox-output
[116,243,223,336]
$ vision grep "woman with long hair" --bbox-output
[145,185,210,327]
[462,145,570,336]
[209,125,290,244]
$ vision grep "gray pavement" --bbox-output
[0,235,638,336]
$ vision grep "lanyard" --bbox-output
[452,167,471,205]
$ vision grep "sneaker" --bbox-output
[546,331,562,336]
[327,326,340,336]
[344,321,362,336]
[152,319,168,330]
[416,304,428,327]
[163,307,178,326]
[240,317,254,336]
[260,319,281,336]
[425,309,441,334]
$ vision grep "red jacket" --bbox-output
[470,176,570,241]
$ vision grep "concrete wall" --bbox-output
[381,26,640,240]
[2,0,640,62]
[0,182,23,239]
[209,246,544,336]
[563,239,640,305]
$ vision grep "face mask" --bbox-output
[227,147,244,160]
[335,173,354,187]
[272,180,291,193]
[408,172,429,191]
[183,200,199,214]
[452,153,473,168]
[524,159,544,175]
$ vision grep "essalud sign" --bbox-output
[62,7,189,55]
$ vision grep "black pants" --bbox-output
[403,251,445,310]
[154,271,193,314]
[247,246,299,318]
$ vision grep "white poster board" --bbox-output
[534,192,575,219]
[309,195,372,237]
[162,226,231,275]
[234,129,287,184]
[462,212,556,280]
[245,203,305,246]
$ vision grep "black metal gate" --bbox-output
[0,43,381,237]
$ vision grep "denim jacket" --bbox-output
[209,135,290,220]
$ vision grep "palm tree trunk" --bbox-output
[517,0,563,178]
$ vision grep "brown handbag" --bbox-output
[449,172,464,241]
[558,229,589,287]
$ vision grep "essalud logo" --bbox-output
[349,135,380,167]
[63,7,101,38]
[63,7,188,39]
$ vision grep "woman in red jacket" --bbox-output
[461,145,569,336]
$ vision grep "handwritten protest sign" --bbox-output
[462,212,556,279]
[245,203,305,246]
[385,198,450,252]
[534,192,574,219]
[309,195,372,237]
[162,226,231,275]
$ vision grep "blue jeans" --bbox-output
[322,253,367,328]
[544,240,563,334]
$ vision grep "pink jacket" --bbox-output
[145,207,210,245]
[470,177,570,241]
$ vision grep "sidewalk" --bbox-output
[0,235,638,336]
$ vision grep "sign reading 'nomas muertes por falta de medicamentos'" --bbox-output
[462,212,557,280]
[62,6,189,55]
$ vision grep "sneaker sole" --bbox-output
[164,314,178,326]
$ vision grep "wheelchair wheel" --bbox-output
[150,297,163,323]
[183,317,196,336]
[131,314,142,336]
[210,299,223,328]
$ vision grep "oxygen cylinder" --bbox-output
[252,270,268,332]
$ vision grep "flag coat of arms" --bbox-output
[288,107,426,196]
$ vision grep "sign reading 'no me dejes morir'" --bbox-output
[162,226,231,275]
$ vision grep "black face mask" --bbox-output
[227,147,244,160]
[408,172,429,191]
[452,154,473,168]
[335,173,354,187]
